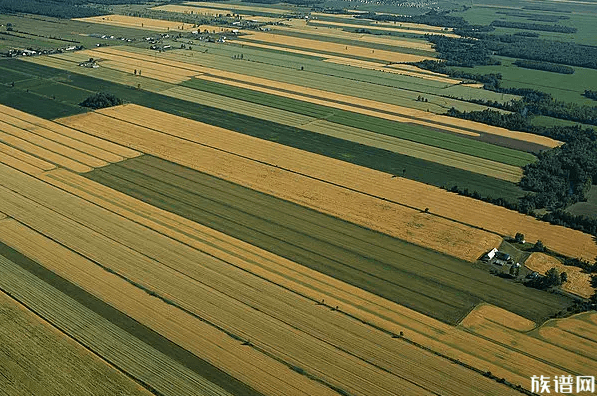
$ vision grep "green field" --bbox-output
[454,3,597,46]
[451,57,597,105]
[567,186,597,218]
[182,77,537,166]
[84,155,573,325]
[120,45,519,110]
[0,84,87,119]
[3,58,525,200]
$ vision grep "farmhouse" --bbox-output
[494,251,513,266]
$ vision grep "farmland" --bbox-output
[525,253,594,298]
[0,286,151,396]
[3,56,530,199]
[59,104,597,262]
[74,15,198,32]
[1,2,596,394]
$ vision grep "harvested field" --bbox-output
[460,303,536,332]
[238,31,435,63]
[59,107,503,262]
[0,124,93,173]
[0,141,56,171]
[0,162,569,394]
[0,103,138,173]
[0,170,576,392]
[73,15,197,31]
[461,311,597,377]
[58,105,596,261]
[0,247,256,396]
[525,253,594,298]
[0,104,140,160]
[301,120,524,181]
[0,151,51,175]
[535,314,597,361]
[306,19,461,38]
[0,168,457,396]
[0,289,151,396]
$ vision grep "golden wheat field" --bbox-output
[525,253,594,298]
[0,104,138,173]
[0,165,537,396]
[0,290,152,396]
[238,31,435,63]
[74,15,197,31]
[0,217,336,396]
[535,314,597,360]
[460,303,536,332]
[0,104,140,160]
[59,105,595,261]
[0,251,243,396]
[0,165,525,396]
[461,310,597,377]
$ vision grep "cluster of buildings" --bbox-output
[6,45,83,58]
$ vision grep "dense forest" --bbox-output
[420,32,597,70]
[513,59,574,74]
[447,106,597,234]
[490,20,577,33]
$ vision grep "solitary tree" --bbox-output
[514,232,525,243]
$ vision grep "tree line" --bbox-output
[513,59,574,74]
[446,107,597,233]
[490,20,577,33]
